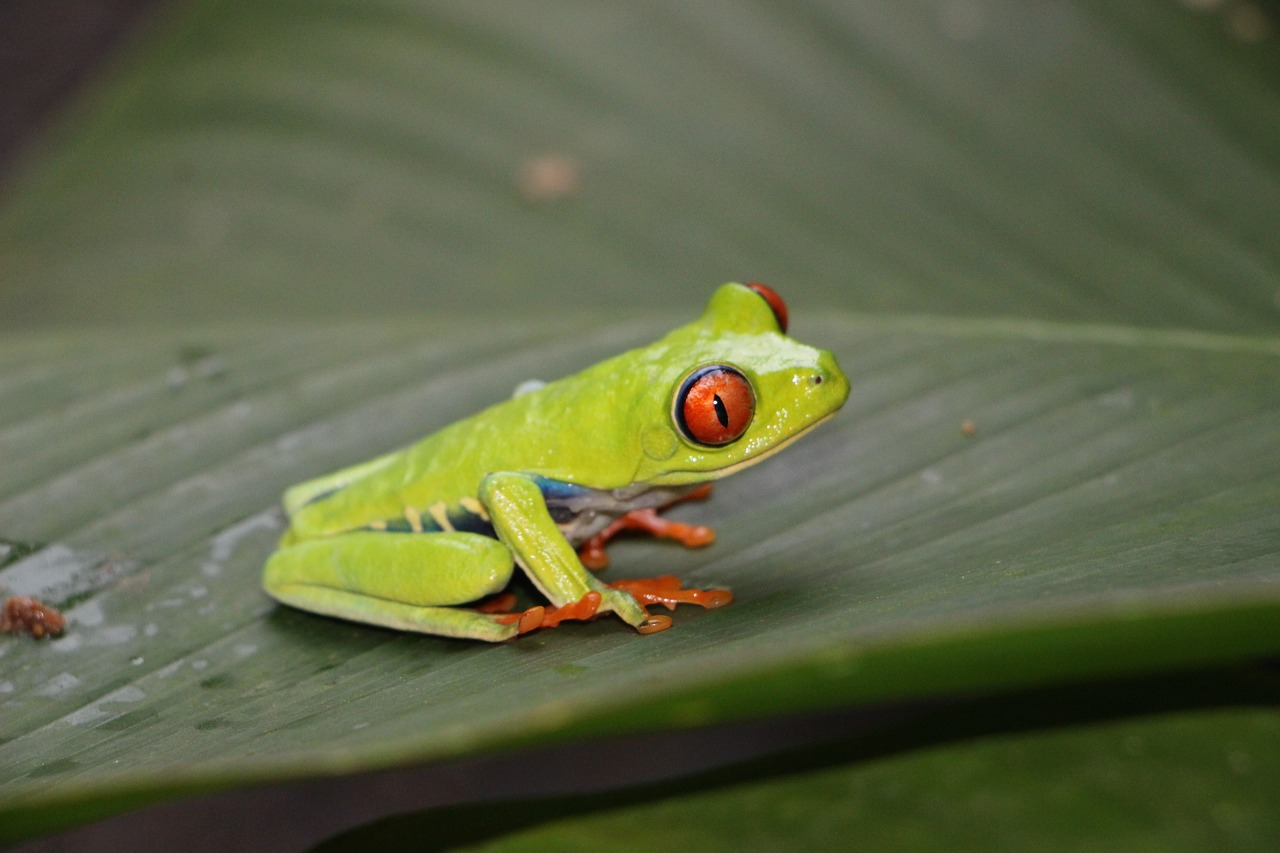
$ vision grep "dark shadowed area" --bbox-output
[0,0,166,192]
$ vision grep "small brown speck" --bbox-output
[960,419,978,437]
[1,596,66,639]
[518,154,582,203]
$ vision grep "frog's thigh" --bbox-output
[263,531,519,641]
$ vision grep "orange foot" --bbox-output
[484,575,732,638]
[609,575,733,635]
[578,483,716,570]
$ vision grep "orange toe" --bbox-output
[608,576,733,611]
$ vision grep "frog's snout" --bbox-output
[809,350,850,413]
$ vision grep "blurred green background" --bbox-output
[3,0,1277,331]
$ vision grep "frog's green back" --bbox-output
[281,354,667,539]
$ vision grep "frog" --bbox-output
[262,282,849,641]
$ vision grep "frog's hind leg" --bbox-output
[264,531,526,641]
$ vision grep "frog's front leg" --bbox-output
[480,473,730,634]
[263,531,532,641]
[479,472,661,632]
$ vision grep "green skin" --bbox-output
[263,283,850,640]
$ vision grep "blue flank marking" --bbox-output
[450,508,496,537]
[366,505,495,538]
[532,475,594,525]
[531,476,593,500]
[361,477,586,536]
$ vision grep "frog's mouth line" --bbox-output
[695,410,841,481]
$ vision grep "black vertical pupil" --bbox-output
[712,394,729,427]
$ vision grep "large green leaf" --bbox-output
[1,0,1278,847]
[2,311,1278,842]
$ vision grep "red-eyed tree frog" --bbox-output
[263,283,849,641]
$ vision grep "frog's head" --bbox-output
[632,282,849,485]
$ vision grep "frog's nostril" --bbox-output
[811,374,824,386]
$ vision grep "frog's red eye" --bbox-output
[675,366,755,447]
[745,281,788,334]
